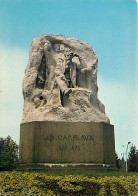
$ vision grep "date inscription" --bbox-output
[57,145,80,151]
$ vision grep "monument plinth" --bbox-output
[19,35,115,170]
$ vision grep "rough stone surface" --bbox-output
[22,34,109,123]
[19,121,115,166]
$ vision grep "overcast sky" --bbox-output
[0,0,137,158]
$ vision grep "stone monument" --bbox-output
[19,34,115,170]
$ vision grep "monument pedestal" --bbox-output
[19,121,115,170]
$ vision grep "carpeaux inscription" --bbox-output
[44,134,94,141]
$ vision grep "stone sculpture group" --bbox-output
[22,35,109,123]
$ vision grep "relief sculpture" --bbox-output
[22,34,109,123]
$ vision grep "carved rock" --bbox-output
[22,34,109,123]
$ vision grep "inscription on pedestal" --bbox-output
[44,133,94,153]
[44,134,94,141]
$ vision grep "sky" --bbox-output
[0,0,137,158]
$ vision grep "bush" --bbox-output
[0,136,19,170]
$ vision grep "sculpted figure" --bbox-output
[22,34,109,123]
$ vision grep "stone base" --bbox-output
[18,163,116,171]
[19,121,115,170]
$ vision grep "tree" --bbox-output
[0,136,19,170]
[128,145,138,172]
[115,152,121,169]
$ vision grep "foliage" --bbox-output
[0,136,19,171]
[0,171,137,195]
[115,152,121,169]
[128,145,138,172]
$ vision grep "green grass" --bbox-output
[18,169,137,178]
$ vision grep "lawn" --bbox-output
[0,170,137,195]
